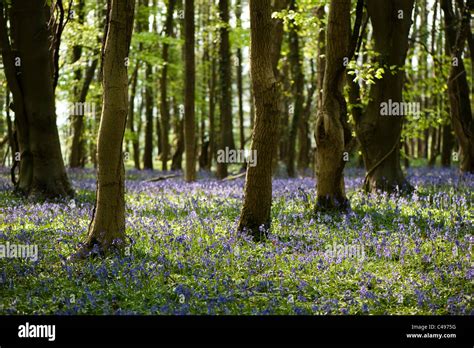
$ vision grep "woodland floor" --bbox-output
[0,167,472,315]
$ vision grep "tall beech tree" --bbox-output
[238,0,280,240]
[77,0,135,256]
[184,0,196,182]
[160,0,177,171]
[314,0,351,210]
[441,0,473,173]
[0,0,73,199]
[286,0,305,178]
[141,1,154,170]
[236,0,245,154]
[69,0,99,169]
[355,0,414,192]
[216,0,233,179]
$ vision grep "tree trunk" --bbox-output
[78,0,135,256]
[314,5,326,174]
[441,123,454,166]
[286,0,305,178]
[238,0,280,240]
[160,0,177,171]
[355,0,414,193]
[70,58,98,168]
[184,0,196,182]
[143,63,154,170]
[298,60,316,174]
[128,64,141,170]
[0,0,73,199]
[216,0,234,179]
[236,0,245,152]
[171,99,184,170]
[314,0,351,210]
[441,0,474,173]
[208,56,217,171]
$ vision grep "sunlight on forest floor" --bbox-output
[0,168,472,315]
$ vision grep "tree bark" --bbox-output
[441,123,454,166]
[238,0,280,240]
[286,0,305,178]
[314,0,351,210]
[79,0,135,255]
[441,0,474,173]
[143,62,154,170]
[208,55,217,170]
[160,0,177,171]
[70,58,98,168]
[171,99,184,171]
[0,0,73,199]
[184,0,196,182]
[236,0,244,153]
[355,0,415,193]
[128,63,141,170]
[216,0,234,179]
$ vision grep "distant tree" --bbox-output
[75,0,135,256]
[0,0,73,199]
[238,0,280,240]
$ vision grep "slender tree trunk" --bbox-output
[208,56,217,170]
[355,0,414,193]
[236,0,244,152]
[160,0,177,171]
[279,62,290,164]
[171,99,184,170]
[238,0,280,240]
[286,0,305,178]
[184,0,196,182]
[143,63,154,170]
[314,0,351,210]
[76,0,135,257]
[269,0,288,169]
[0,0,73,199]
[216,0,233,179]
[69,0,86,168]
[128,64,141,170]
[441,123,454,166]
[70,59,98,168]
[298,60,316,174]
[314,5,326,174]
[428,127,439,166]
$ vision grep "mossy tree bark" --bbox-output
[81,0,135,255]
[237,0,280,240]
